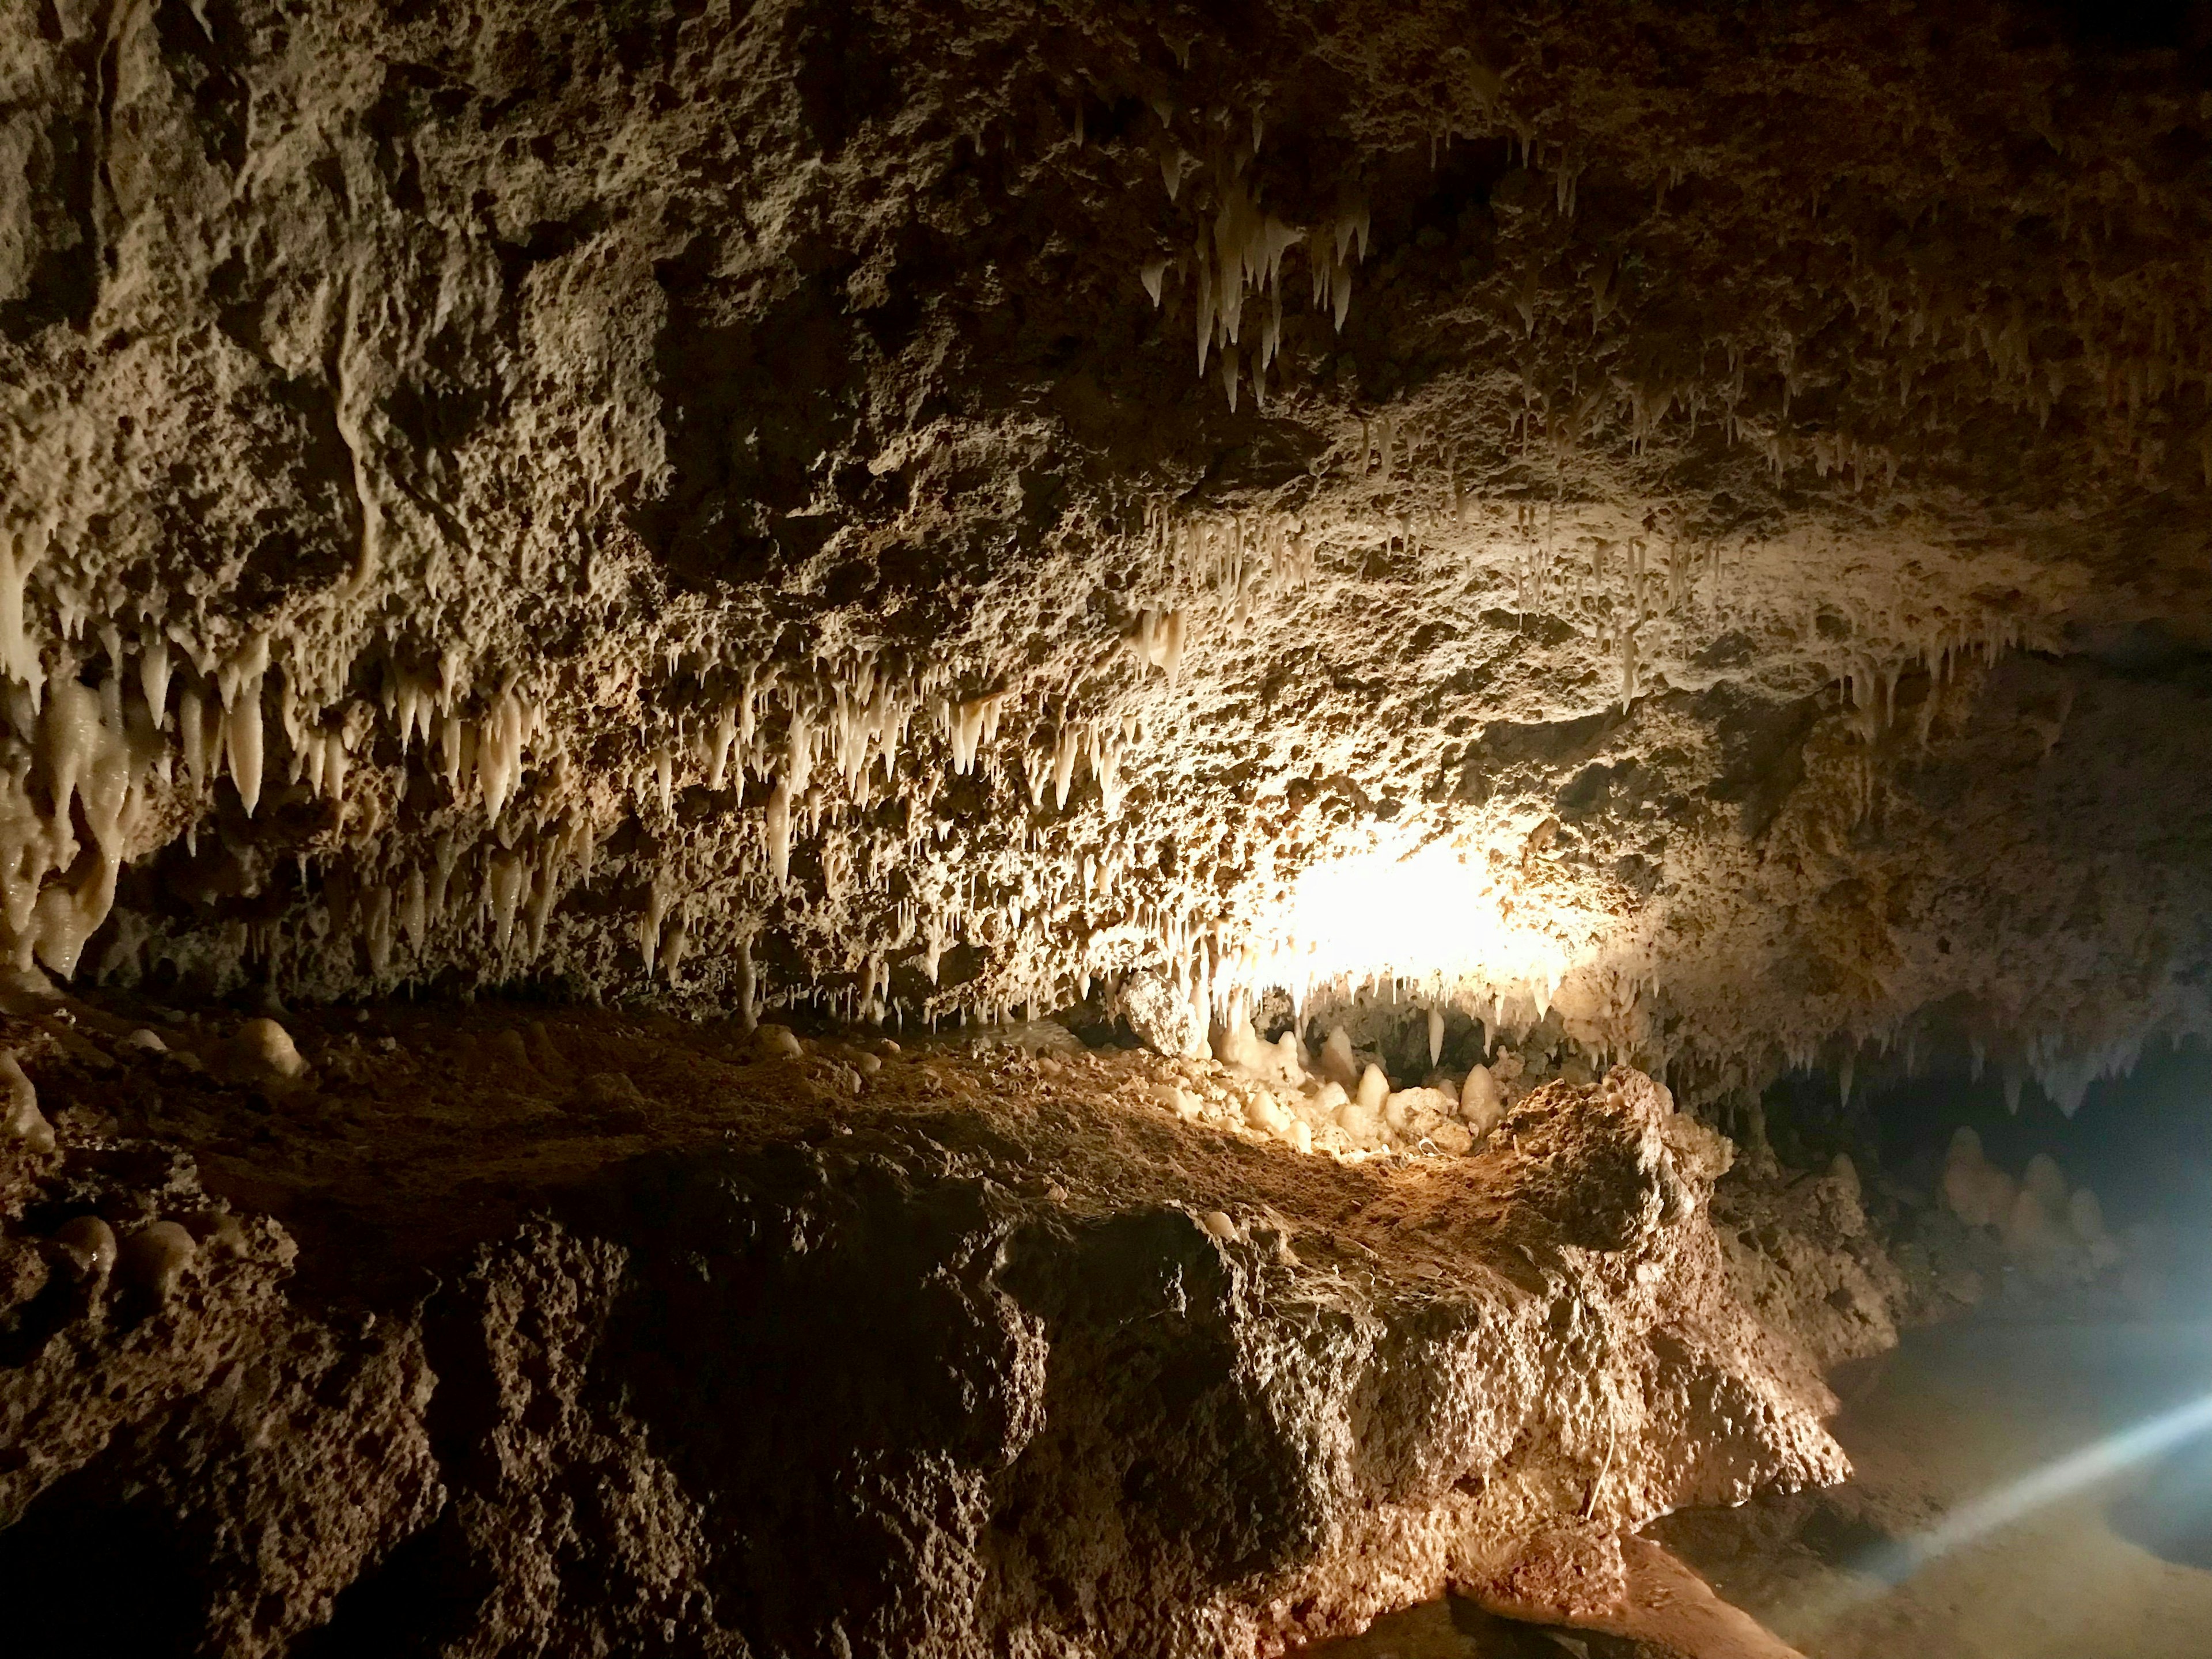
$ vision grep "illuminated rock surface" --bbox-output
[0,1,2206,1099]
[2,1006,1884,1656]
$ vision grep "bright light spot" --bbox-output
[1780,1388,2212,1639]
[1868,1391,2212,1585]
[1248,835,1575,1006]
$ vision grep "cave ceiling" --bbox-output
[2,0,2210,1105]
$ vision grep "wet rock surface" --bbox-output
[0,1001,1895,1657]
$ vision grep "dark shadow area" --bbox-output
[2112,1431,2212,1569]
[0,1465,205,1658]
[1796,1495,1899,1571]
[289,1510,493,1659]
[1761,1036,2212,1237]
[2037,0,2212,52]
[1292,1591,1656,1656]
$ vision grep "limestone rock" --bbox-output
[0,1042,1874,1657]
[1113,971,1209,1059]
[0,0,2196,1116]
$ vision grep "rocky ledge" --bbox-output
[1,1002,1896,1657]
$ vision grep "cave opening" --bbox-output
[1791,1036,2212,1274]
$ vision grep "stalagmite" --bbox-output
[1320,1027,1359,1090]
[1355,1063,1388,1117]
[1461,1063,1503,1137]
[2003,1185,2055,1261]
[219,1018,307,1087]
[2021,1153,2067,1217]
[1942,1127,2022,1230]
[119,1219,198,1305]
[0,1048,54,1153]
[51,1213,116,1277]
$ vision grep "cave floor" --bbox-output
[1311,1319,2212,1658]
[1662,1318,2212,1659]
[20,986,2198,1657]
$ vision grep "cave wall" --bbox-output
[0,0,2208,1097]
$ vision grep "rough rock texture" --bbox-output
[0,2,2209,1110]
[1712,1157,1905,1381]
[0,998,1892,1657]
[0,1157,441,1654]
[1112,966,1210,1059]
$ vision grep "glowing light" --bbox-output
[1247,835,1575,1007]
[1862,1391,2212,1586]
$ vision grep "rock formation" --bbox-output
[3,999,1888,1657]
[0,0,2204,1103]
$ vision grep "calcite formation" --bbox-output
[0,1,2205,1116]
[0,996,1885,1657]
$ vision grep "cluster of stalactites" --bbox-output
[1139,115,1367,411]
[1018,714,1128,820]
[1837,609,2034,747]
[1149,502,1319,623]
[1785,1015,2152,1124]
[308,642,1149,1006]
[0,527,203,978]
[1076,887,1588,1066]
[0,478,1637,1039]
[285,634,1152,1004]
[1118,503,1322,698]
